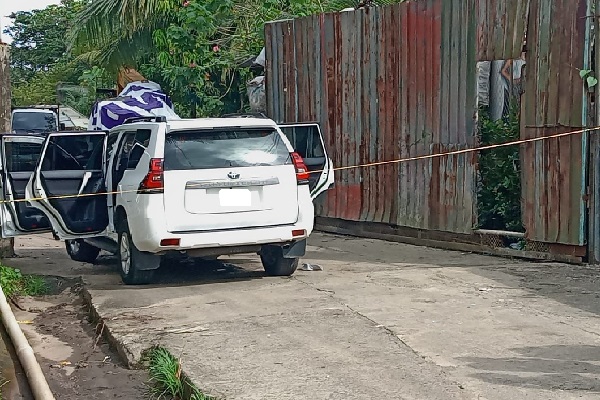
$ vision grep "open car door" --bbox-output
[26,132,109,240]
[278,123,334,199]
[0,135,52,237]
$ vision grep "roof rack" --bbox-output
[221,112,268,119]
[123,116,167,124]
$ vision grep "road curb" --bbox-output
[80,285,145,369]
[80,285,212,399]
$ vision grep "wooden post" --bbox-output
[0,44,15,257]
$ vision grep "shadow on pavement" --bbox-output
[9,247,268,290]
[459,345,600,392]
[471,263,600,317]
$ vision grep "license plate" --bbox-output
[219,188,251,207]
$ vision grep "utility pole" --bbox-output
[0,43,15,257]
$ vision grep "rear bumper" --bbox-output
[146,223,312,254]
[126,192,315,254]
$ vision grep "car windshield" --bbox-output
[12,112,56,133]
[164,128,292,170]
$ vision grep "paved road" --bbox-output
[8,233,600,399]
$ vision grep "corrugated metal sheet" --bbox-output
[476,0,530,61]
[520,0,588,245]
[265,0,479,234]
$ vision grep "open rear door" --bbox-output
[278,123,334,199]
[0,135,52,237]
[27,132,109,240]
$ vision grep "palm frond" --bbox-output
[68,0,177,61]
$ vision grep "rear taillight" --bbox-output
[139,158,164,193]
[291,152,310,184]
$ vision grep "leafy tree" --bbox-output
[68,0,405,116]
[4,0,82,82]
[68,0,179,70]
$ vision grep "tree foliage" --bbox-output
[477,105,523,232]
[5,0,93,109]
[5,0,82,82]
[10,0,406,115]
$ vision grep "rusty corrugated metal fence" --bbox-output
[266,0,588,243]
[520,0,589,245]
[266,0,481,233]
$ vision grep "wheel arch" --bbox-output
[114,206,127,230]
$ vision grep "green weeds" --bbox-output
[0,265,47,298]
[147,347,211,400]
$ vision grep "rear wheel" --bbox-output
[117,219,159,285]
[65,239,100,263]
[260,246,298,276]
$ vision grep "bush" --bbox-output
[477,105,523,232]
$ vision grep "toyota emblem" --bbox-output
[227,171,240,179]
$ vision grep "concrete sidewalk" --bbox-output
[7,233,600,399]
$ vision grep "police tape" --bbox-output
[1,125,597,206]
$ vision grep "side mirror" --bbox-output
[59,123,66,131]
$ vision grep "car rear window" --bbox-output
[164,128,291,170]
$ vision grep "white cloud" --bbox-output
[1,0,61,43]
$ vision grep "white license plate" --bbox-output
[219,188,251,207]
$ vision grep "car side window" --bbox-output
[106,133,120,167]
[112,132,135,188]
[4,142,43,172]
[41,135,104,171]
[127,129,151,170]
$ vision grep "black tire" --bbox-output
[260,246,299,276]
[117,219,159,285]
[65,239,101,263]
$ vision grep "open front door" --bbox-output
[27,132,109,240]
[0,135,52,237]
[278,123,334,199]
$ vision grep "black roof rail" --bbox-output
[123,116,167,124]
[221,112,268,119]
[123,115,167,124]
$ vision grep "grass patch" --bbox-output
[147,347,211,400]
[0,265,47,298]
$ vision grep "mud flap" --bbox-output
[282,239,306,258]
[134,249,162,270]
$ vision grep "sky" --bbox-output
[1,0,60,43]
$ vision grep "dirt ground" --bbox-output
[4,233,600,399]
[5,281,147,400]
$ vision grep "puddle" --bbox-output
[0,325,33,400]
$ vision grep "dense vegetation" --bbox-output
[5,0,403,117]
[477,105,523,232]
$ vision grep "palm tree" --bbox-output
[68,0,404,71]
[68,0,179,69]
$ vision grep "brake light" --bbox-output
[139,158,164,193]
[291,152,310,184]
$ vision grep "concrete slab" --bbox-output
[6,233,600,399]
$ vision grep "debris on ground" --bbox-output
[300,263,323,271]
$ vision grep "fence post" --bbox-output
[0,44,15,257]
[587,0,600,263]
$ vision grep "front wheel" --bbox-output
[260,246,299,276]
[117,220,159,285]
[65,239,100,263]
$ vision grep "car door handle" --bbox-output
[78,171,92,195]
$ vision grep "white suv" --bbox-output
[0,117,333,284]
